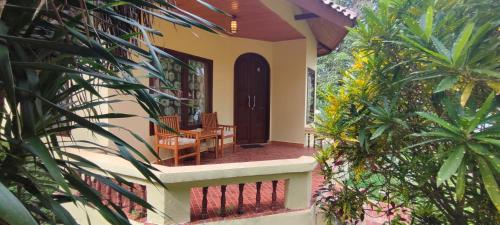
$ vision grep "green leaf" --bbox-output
[196,0,233,17]
[371,124,390,140]
[452,22,474,64]
[460,82,474,107]
[431,36,451,63]
[413,129,462,140]
[475,137,500,148]
[399,34,449,62]
[403,15,424,37]
[22,138,71,195]
[437,145,466,187]
[456,162,466,201]
[416,112,461,134]
[0,23,21,138]
[434,76,458,93]
[486,154,500,174]
[443,97,459,125]
[0,182,38,225]
[467,143,490,156]
[422,6,433,41]
[467,92,495,133]
[468,22,494,52]
[472,69,500,78]
[477,157,500,211]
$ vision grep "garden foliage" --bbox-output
[0,0,223,224]
[315,0,499,224]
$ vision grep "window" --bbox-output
[150,48,213,131]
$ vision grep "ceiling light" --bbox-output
[230,16,238,34]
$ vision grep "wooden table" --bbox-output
[191,128,219,158]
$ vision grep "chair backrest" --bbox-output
[156,116,180,135]
[201,112,219,128]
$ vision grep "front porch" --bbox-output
[60,1,358,224]
[157,142,317,166]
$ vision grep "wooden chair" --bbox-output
[153,116,200,166]
[201,112,236,157]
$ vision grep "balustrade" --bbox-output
[63,149,317,225]
[80,175,147,220]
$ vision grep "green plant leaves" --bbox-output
[477,157,500,211]
[434,76,458,93]
[437,145,465,187]
[460,82,474,106]
[421,6,434,41]
[0,0,230,224]
[416,112,461,134]
[475,137,500,148]
[467,92,495,133]
[196,0,233,17]
[371,124,390,140]
[431,36,451,62]
[0,182,38,225]
[22,138,71,195]
[455,162,466,200]
[451,22,474,65]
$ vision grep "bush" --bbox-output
[315,0,500,224]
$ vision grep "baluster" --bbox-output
[75,173,83,196]
[140,185,147,217]
[85,175,91,186]
[201,187,209,219]
[105,184,112,205]
[92,177,97,189]
[255,182,262,212]
[271,180,278,210]
[117,182,123,208]
[220,185,227,217]
[237,184,245,214]
[128,185,135,213]
[95,179,101,192]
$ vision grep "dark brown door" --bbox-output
[234,53,270,144]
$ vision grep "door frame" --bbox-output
[233,53,271,144]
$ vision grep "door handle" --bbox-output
[248,95,251,108]
[252,96,256,111]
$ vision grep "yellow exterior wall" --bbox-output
[106,0,318,160]
[271,39,307,143]
[262,0,318,143]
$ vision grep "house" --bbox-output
[66,0,356,224]
[101,0,356,161]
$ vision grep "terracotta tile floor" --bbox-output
[156,143,324,223]
[156,142,319,166]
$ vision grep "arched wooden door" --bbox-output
[234,53,270,144]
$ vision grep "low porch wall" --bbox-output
[63,149,323,225]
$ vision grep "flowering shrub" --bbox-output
[315,0,499,224]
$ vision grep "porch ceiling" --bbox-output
[175,0,305,42]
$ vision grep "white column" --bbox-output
[284,171,312,209]
[146,184,190,224]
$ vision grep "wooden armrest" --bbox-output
[180,130,200,138]
[156,133,179,138]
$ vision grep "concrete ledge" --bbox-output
[202,208,317,225]
[65,148,318,224]
[66,148,317,185]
